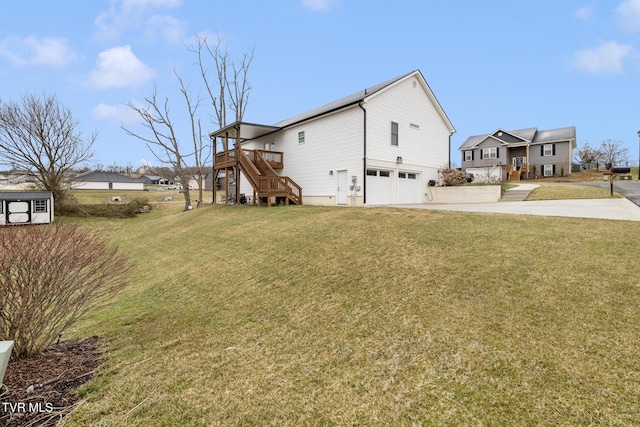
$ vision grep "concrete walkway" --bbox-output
[393,184,640,221]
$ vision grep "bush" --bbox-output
[442,169,469,186]
[57,196,151,218]
[0,223,132,358]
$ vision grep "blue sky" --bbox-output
[1,0,640,168]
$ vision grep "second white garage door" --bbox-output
[397,172,421,204]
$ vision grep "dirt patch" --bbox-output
[0,336,102,426]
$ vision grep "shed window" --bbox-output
[391,122,399,146]
[298,131,305,144]
[34,200,47,213]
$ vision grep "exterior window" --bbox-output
[34,200,47,213]
[482,147,497,159]
[366,169,377,176]
[298,131,305,144]
[399,172,407,178]
[0,202,3,214]
[464,151,473,161]
[543,144,554,156]
[407,173,417,179]
[543,164,554,177]
[391,122,399,146]
[379,170,390,177]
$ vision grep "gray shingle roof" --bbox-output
[531,126,576,144]
[0,191,52,200]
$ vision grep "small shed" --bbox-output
[0,191,54,225]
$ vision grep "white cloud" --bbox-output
[573,41,633,74]
[146,15,187,44]
[0,36,78,68]
[95,0,183,41]
[576,4,595,21]
[301,0,340,12]
[616,0,640,33]
[92,102,140,125]
[86,45,155,89]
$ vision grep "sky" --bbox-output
[1,0,640,169]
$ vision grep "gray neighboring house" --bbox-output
[459,126,576,182]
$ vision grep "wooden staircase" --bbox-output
[507,164,530,182]
[237,149,302,206]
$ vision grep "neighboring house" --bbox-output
[210,70,455,206]
[459,127,576,182]
[0,171,39,191]
[71,171,145,190]
[139,175,168,185]
[0,191,54,225]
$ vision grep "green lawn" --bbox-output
[64,204,640,425]
[525,183,624,200]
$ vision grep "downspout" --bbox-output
[359,98,367,205]
[448,133,452,169]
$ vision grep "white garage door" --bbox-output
[366,169,393,205]
[398,172,421,204]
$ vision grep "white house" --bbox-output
[0,192,54,225]
[210,70,455,206]
[71,171,145,191]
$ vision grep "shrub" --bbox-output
[0,223,132,358]
[442,168,469,186]
[57,196,151,218]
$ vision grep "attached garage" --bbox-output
[397,172,421,204]
[366,169,394,205]
[0,192,54,225]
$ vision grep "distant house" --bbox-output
[71,171,145,190]
[139,175,168,185]
[210,70,455,206]
[459,127,576,182]
[0,191,54,225]
[0,171,38,191]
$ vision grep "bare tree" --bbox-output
[574,141,602,170]
[124,74,210,211]
[190,33,254,203]
[0,93,96,203]
[599,139,629,167]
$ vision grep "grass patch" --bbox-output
[64,205,640,425]
[525,183,623,201]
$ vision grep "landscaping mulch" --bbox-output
[0,337,102,427]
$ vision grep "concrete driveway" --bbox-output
[572,181,640,207]
[390,182,640,221]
